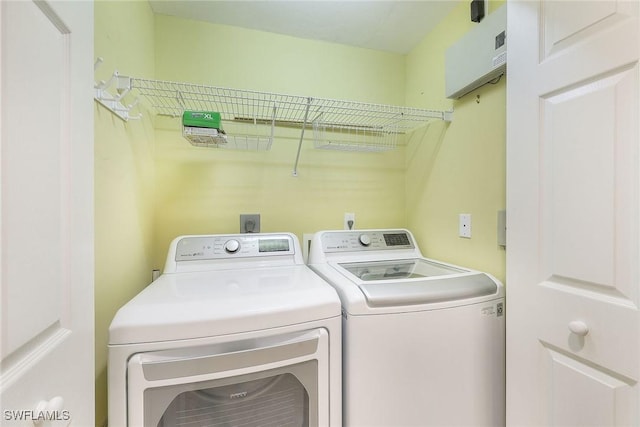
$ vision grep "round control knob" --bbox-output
[358,234,371,246]
[224,239,240,253]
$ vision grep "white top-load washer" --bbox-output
[308,229,505,427]
[109,233,341,427]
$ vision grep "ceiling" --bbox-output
[148,1,462,54]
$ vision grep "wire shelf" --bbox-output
[182,126,273,151]
[130,77,452,173]
[131,78,449,152]
[132,78,309,121]
[312,120,399,152]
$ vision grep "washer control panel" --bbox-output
[175,233,295,261]
[321,230,415,253]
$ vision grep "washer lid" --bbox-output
[109,265,341,345]
[336,259,498,307]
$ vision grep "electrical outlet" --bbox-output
[459,213,471,238]
[344,213,355,230]
[240,214,260,233]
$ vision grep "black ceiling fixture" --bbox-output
[470,0,485,23]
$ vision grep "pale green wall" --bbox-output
[152,16,409,267]
[94,2,156,426]
[154,16,405,103]
[405,1,506,284]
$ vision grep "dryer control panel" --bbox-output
[173,233,296,262]
[320,230,415,253]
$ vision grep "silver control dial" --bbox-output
[224,239,241,253]
[358,234,371,246]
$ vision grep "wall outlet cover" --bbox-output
[240,214,260,233]
[459,213,472,238]
[344,212,355,230]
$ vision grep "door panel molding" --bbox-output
[0,323,70,391]
[539,64,638,304]
[541,1,633,60]
[543,344,636,426]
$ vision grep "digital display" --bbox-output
[383,233,411,246]
[258,238,290,253]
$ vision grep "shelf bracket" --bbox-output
[94,58,142,121]
[292,97,312,177]
[443,109,454,122]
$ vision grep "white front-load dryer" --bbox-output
[108,233,342,427]
[309,229,505,427]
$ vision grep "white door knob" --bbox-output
[33,396,65,425]
[568,320,589,337]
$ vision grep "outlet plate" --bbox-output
[344,212,355,230]
[459,213,471,238]
[240,214,260,233]
[497,209,506,247]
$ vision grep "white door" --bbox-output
[507,1,639,425]
[0,1,94,426]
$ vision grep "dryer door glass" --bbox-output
[152,370,312,427]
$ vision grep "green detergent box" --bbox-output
[182,111,222,129]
